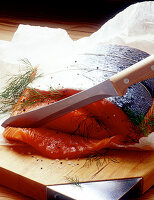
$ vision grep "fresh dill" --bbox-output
[123,107,145,126]
[0,59,40,114]
[72,114,96,138]
[83,149,119,170]
[17,87,63,110]
[138,114,154,136]
[65,176,81,188]
[124,107,154,136]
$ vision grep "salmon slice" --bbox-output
[83,99,136,137]
[3,127,113,159]
[109,99,154,146]
[11,88,111,139]
[2,88,153,159]
[11,87,135,138]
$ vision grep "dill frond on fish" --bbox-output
[0,59,40,114]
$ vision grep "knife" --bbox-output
[46,177,143,200]
[2,54,154,128]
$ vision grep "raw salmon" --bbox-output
[11,88,113,139]
[10,87,136,139]
[3,87,153,159]
[108,99,154,147]
[3,127,114,159]
[2,44,154,159]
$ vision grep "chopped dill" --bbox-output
[65,176,81,188]
[0,59,41,114]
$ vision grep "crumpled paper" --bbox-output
[0,1,153,149]
[75,1,154,55]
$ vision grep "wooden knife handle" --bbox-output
[110,54,154,96]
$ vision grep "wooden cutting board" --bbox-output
[0,144,153,200]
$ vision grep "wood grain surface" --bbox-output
[0,16,153,200]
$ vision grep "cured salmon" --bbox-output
[3,127,114,159]
[11,88,136,138]
[11,88,112,139]
[2,87,153,159]
[2,44,154,159]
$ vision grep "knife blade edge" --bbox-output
[1,79,118,128]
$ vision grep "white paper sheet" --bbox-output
[75,1,154,54]
[0,1,153,149]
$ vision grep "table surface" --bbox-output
[0,15,153,200]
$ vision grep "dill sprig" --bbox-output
[71,114,96,138]
[124,107,153,136]
[138,114,154,136]
[17,87,63,110]
[0,59,40,114]
[65,176,81,188]
[83,149,119,170]
[123,107,144,126]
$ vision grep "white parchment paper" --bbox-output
[0,1,153,149]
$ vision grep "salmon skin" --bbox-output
[2,44,154,159]
[75,44,153,122]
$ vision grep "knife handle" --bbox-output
[110,54,154,96]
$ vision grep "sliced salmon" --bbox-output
[3,127,114,159]
[11,88,111,139]
[2,88,153,159]
[83,99,136,137]
[2,44,154,159]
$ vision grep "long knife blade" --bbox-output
[46,178,143,200]
[1,55,154,128]
[1,79,118,128]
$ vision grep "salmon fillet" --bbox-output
[3,127,114,159]
[2,88,153,159]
